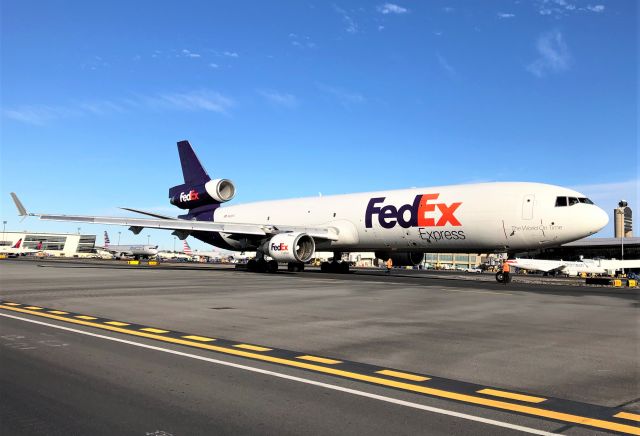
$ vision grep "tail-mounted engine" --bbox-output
[375,251,424,266]
[263,233,315,263]
[169,178,236,210]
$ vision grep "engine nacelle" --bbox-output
[265,233,315,263]
[205,178,235,203]
[375,251,424,266]
[169,178,236,209]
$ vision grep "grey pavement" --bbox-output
[0,259,638,435]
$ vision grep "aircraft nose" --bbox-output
[591,206,609,234]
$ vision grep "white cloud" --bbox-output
[181,49,201,58]
[586,4,605,12]
[258,90,299,108]
[497,13,515,19]
[333,5,358,34]
[535,0,605,17]
[377,3,408,14]
[2,105,76,125]
[526,30,571,77]
[223,51,239,58]
[317,83,365,108]
[150,90,234,113]
[3,90,235,125]
[288,33,316,49]
[436,53,456,76]
[209,63,219,69]
[81,55,109,71]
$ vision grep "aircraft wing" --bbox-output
[119,207,175,220]
[39,214,339,240]
[11,193,339,241]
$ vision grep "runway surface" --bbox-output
[1,259,638,435]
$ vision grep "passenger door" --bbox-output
[522,194,535,220]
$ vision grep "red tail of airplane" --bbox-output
[12,238,22,249]
[183,240,193,255]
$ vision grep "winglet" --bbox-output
[10,192,28,216]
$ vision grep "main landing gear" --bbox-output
[246,255,279,273]
[287,262,305,272]
[246,259,306,273]
[320,252,350,274]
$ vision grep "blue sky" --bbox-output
[1,0,637,250]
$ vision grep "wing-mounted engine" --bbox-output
[264,233,315,263]
[169,178,236,210]
[375,251,424,266]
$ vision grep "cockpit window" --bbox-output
[578,197,594,204]
[568,197,579,206]
[555,196,568,207]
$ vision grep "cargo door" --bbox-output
[522,194,535,220]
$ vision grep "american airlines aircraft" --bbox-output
[11,140,608,273]
[100,231,159,260]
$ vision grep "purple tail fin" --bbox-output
[177,140,210,185]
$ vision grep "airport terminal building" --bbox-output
[1,231,97,257]
[534,237,639,261]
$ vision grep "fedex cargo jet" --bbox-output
[11,140,608,273]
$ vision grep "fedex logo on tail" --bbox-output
[179,190,200,202]
[365,194,462,229]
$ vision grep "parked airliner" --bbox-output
[0,238,40,257]
[100,231,159,260]
[11,140,608,273]
[507,258,640,277]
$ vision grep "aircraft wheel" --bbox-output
[247,259,257,272]
[288,262,304,272]
[267,260,279,273]
[256,260,268,273]
[339,262,350,274]
[495,272,505,283]
[321,262,330,273]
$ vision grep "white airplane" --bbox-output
[100,231,159,260]
[507,258,640,277]
[10,140,608,274]
[0,238,40,257]
[183,240,220,261]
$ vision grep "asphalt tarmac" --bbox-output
[1,259,638,435]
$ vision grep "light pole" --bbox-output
[77,227,81,235]
[621,232,624,275]
[118,231,121,245]
[147,234,150,245]
[2,220,6,245]
[173,236,176,253]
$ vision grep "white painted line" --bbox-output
[0,312,555,435]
